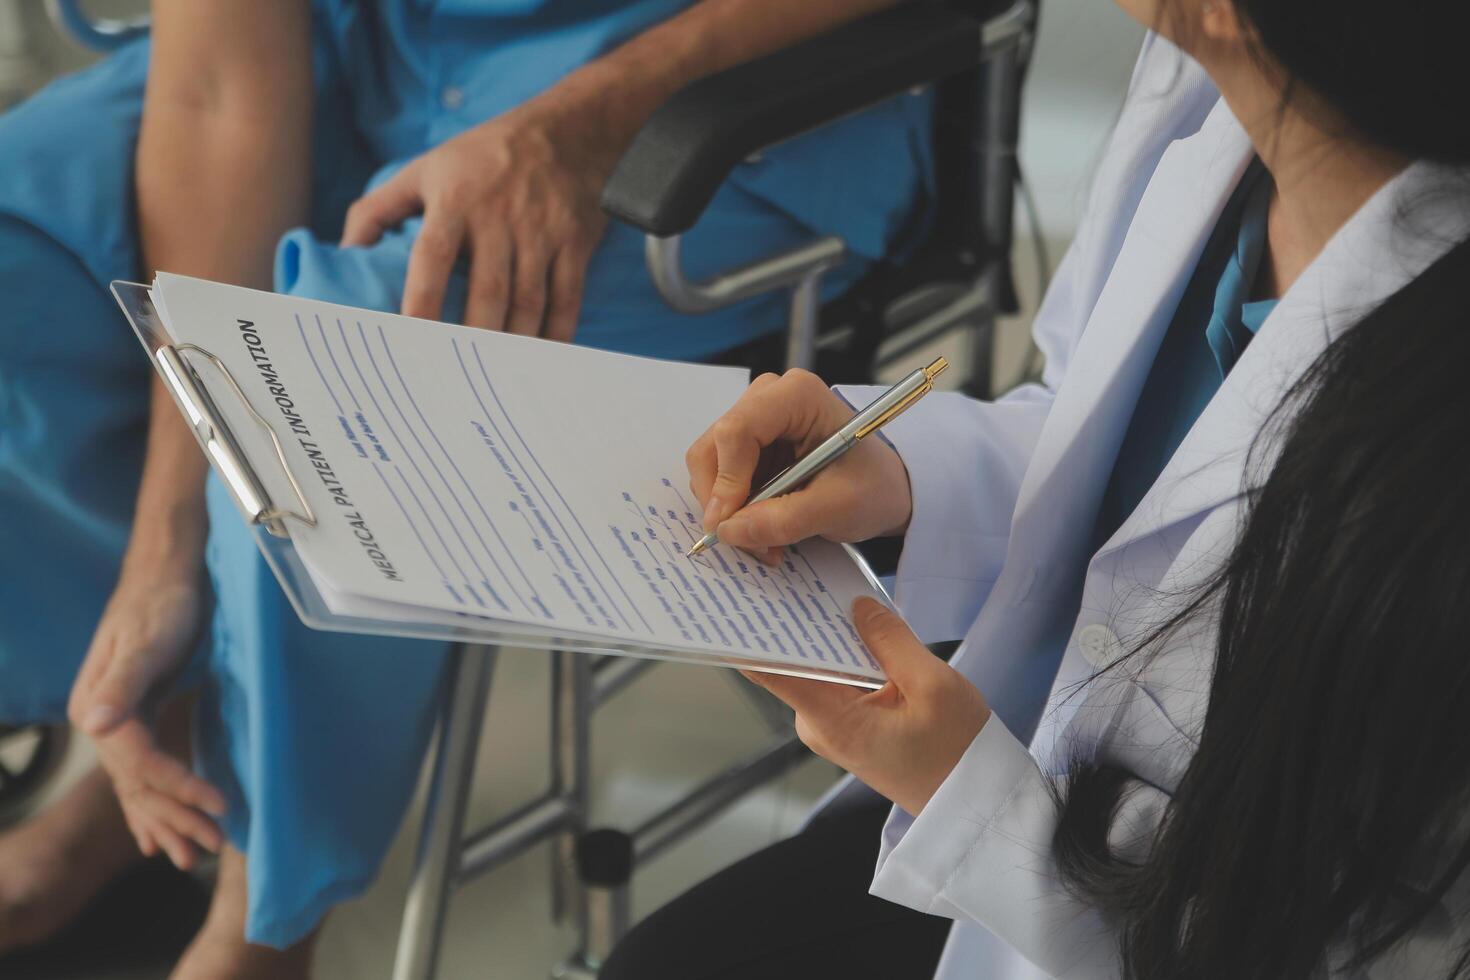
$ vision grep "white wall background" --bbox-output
[1020,0,1146,241]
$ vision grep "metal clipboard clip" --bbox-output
[111,282,316,539]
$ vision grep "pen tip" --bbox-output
[687,537,711,558]
[925,356,950,380]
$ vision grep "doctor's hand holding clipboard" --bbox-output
[684,368,991,817]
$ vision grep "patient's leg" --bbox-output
[0,766,140,954]
[171,846,317,980]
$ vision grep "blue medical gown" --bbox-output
[0,1,932,946]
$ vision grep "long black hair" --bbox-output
[1051,3,1470,977]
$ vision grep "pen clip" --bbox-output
[852,355,947,441]
[853,381,933,440]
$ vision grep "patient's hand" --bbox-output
[68,568,225,869]
[341,89,621,341]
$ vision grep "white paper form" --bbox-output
[152,274,885,684]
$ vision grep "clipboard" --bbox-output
[112,281,890,687]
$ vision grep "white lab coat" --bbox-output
[833,34,1470,979]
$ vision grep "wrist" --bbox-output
[539,51,691,163]
[122,500,208,582]
[907,698,991,817]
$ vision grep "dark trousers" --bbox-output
[599,798,952,980]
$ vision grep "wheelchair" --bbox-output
[24,2,1040,977]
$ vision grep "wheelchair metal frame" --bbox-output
[392,647,806,980]
[44,0,149,53]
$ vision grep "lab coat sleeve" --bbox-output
[879,385,1054,642]
[834,233,1089,643]
[869,716,1132,979]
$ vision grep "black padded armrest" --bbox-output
[601,2,1000,238]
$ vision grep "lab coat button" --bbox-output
[1077,624,1120,667]
[441,86,465,110]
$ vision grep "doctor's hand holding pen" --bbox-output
[685,369,991,816]
[685,370,916,565]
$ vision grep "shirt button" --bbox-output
[1077,624,1121,667]
[441,86,465,110]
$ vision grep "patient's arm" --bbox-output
[67,0,313,870]
[341,0,904,339]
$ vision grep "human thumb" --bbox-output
[81,646,161,736]
[852,597,936,689]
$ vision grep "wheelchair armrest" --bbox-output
[601,2,1007,238]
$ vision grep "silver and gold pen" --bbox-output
[686,356,948,558]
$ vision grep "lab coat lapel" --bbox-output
[1007,100,1254,596]
[1089,297,1316,565]
[1094,160,1470,563]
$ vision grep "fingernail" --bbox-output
[83,705,116,734]
[703,497,723,530]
